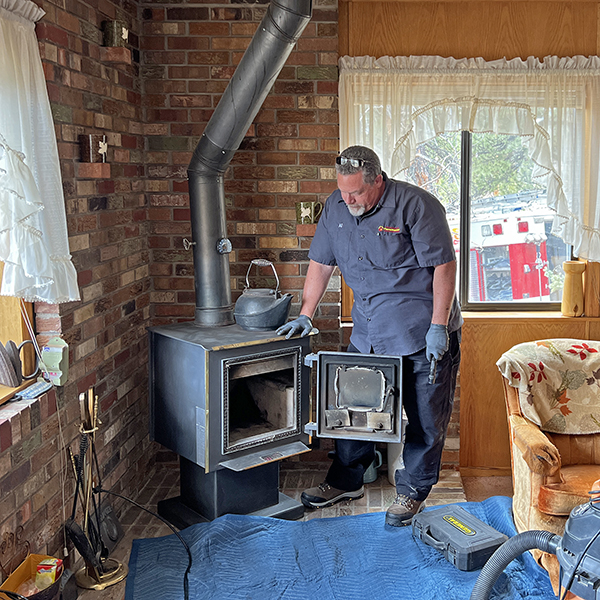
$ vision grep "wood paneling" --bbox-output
[340,1,599,59]
[460,313,597,476]
[0,263,32,346]
[341,276,354,322]
[0,262,35,387]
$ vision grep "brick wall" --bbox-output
[0,0,150,564]
[142,1,342,351]
[0,0,343,566]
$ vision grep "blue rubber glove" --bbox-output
[425,324,449,362]
[276,315,316,339]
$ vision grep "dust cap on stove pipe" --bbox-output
[186,0,313,327]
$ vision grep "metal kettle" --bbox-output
[234,259,292,331]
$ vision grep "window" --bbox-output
[405,132,570,309]
[339,55,600,312]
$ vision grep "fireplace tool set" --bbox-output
[65,387,127,590]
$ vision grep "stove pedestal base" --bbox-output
[157,457,304,528]
[158,492,304,530]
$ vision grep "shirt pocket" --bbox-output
[331,226,353,266]
[366,229,408,269]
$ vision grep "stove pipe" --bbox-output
[187,0,313,327]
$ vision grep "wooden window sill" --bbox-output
[462,311,600,322]
[0,380,35,407]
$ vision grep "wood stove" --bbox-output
[149,322,405,526]
[149,322,312,526]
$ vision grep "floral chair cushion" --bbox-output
[497,339,600,434]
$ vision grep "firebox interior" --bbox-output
[225,354,297,451]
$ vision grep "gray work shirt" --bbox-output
[309,173,463,356]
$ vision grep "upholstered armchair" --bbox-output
[497,339,600,591]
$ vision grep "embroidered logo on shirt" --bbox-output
[378,226,400,233]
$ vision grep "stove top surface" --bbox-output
[149,321,312,350]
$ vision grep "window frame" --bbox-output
[457,131,565,312]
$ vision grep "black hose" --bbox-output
[470,530,561,600]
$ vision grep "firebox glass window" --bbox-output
[404,132,571,309]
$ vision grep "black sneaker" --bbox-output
[301,482,364,509]
[385,494,425,526]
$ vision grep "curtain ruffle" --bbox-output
[0,137,80,302]
[0,0,44,23]
[339,55,600,73]
[0,6,79,303]
[339,55,600,261]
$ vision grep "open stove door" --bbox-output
[304,351,403,443]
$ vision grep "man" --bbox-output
[277,145,462,527]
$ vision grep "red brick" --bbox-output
[168,66,210,80]
[172,181,189,193]
[78,270,93,286]
[170,95,211,108]
[212,37,250,50]
[209,66,236,80]
[100,47,132,64]
[36,23,69,47]
[257,152,297,165]
[168,38,209,50]
[141,36,166,51]
[144,94,167,107]
[299,124,339,138]
[173,209,190,221]
[287,53,318,66]
[317,81,339,95]
[0,419,11,452]
[300,180,338,194]
[256,124,298,138]
[299,153,336,166]
[188,52,230,65]
[154,305,195,317]
[78,163,111,178]
[145,51,186,65]
[189,22,230,35]
[296,223,318,237]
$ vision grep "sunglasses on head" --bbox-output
[335,156,369,168]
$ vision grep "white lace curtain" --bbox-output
[339,55,600,261]
[0,0,79,302]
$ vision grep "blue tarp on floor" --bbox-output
[125,496,556,600]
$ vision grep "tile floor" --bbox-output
[75,463,512,600]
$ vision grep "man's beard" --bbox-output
[346,204,366,217]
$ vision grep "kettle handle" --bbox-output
[245,259,280,294]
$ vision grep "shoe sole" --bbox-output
[301,489,364,509]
